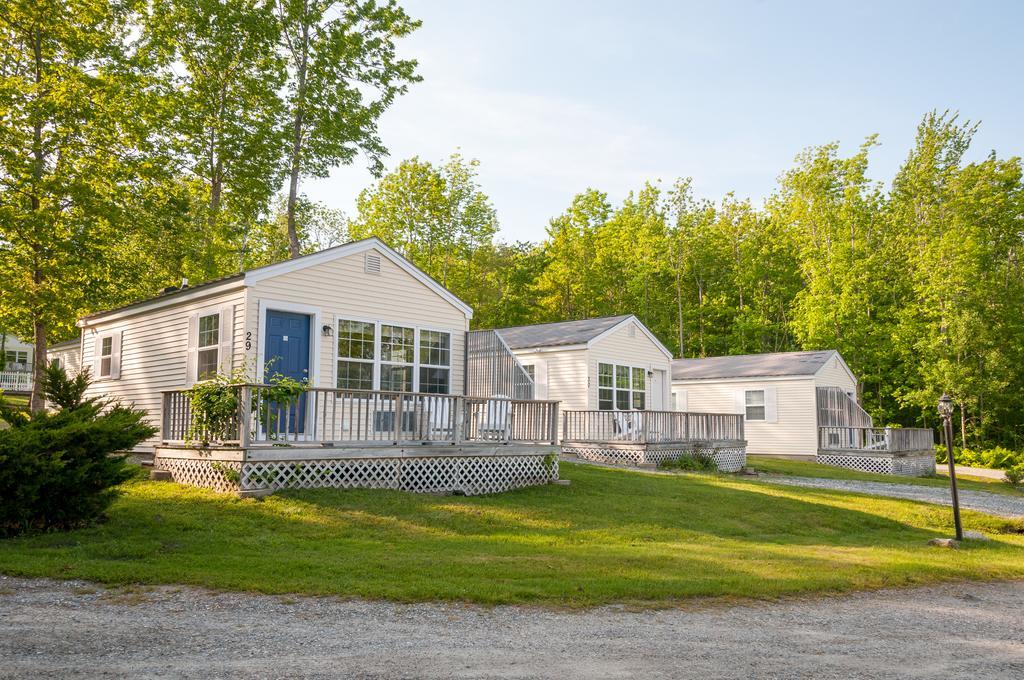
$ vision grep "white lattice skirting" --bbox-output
[563,443,746,473]
[817,453,936,477]
[156,454,558,496]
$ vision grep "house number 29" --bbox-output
[245,331,252,351]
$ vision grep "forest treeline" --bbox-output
[1,3,1021,446]
[347,114,1024,449]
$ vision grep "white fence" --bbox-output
[0,371,32,393]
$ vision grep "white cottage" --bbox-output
[63,238,560,495]
[0,333,35,393]
[481,316,747,471]
[671,350,934,475]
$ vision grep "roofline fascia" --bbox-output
[77,278,245,328]
[586,315,674,360]
[243,237,474,319]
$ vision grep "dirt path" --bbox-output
[2,576,1023,679]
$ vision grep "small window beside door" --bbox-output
[745,390,766,421]
[196,313,220,380]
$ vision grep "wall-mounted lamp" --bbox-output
[321,324,334,337]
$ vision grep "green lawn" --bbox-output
[748,455,1023,497]
[1,463,1023,606]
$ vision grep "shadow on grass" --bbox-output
[1,462,1022,605]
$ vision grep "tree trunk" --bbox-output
[30,316,47,412]
[28,26,47,413]
[675,269,685,357]
[960,404,968,450]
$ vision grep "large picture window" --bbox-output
[598,362,646,411]
[336,320,451,394]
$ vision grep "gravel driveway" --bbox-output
[2,576,1024,679]
[763,476,1024,518]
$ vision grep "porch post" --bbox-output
[238,385,252,449]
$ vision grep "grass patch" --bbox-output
[748,455,1023,497]
[1,463,1022,606]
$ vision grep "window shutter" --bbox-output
[185,313,199,386]
[764,386,778,423]
[218,305,234,375]
[734,389,745,415]
[93,335,103,375]
[109,331,122,380]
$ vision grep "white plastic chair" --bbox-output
[476,394,512,441]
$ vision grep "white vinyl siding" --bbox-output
[587,320,671,412]
[80,286,246,452]
[246,246,469,393]
[676,377,815,456]
[46,342,83,375]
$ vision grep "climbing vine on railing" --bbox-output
[185,362,308,447]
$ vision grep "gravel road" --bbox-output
[2,576,1024,679]
[763,476,1024,518]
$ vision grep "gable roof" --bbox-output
[493,315,632,350]
[672,350,843,381]
[79,237,472,325]
[492,314,673,359]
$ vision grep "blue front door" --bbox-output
[264,310,311,433]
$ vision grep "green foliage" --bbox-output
[936,446,1024,471]
[658,454,717,472]
[0,363,155,536]
[184,364,308,445]
[1004,466,1024,489]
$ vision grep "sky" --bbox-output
[304,0,1024,243]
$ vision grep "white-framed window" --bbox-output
[380,324,414,392]
[418,329,451,394]
[187,306,232,385]
[336,320,375,390]
[598,362,646,411]
[196,312,220,380]
[336,320,452,394]
[522,364,535,381]
[4,350,29,368]
[94,331,121,380]
[745,389,766,421]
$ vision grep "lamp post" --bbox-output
[938,393,963,541]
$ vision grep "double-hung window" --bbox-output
[418,330,451,394]
[598,362,646,410]
[99,337,113,378]
[4,350,29,369]
[337,320,375,390]
[745,390,766,421]
[380,324,414,392]
[336,320,451,394]
[196,313,220,380]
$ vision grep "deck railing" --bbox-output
[161,385,559,447]
[818,426,934,453]
[562,410,745,444]
[0,370,33,393]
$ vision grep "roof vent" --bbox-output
[364,253,381,275]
